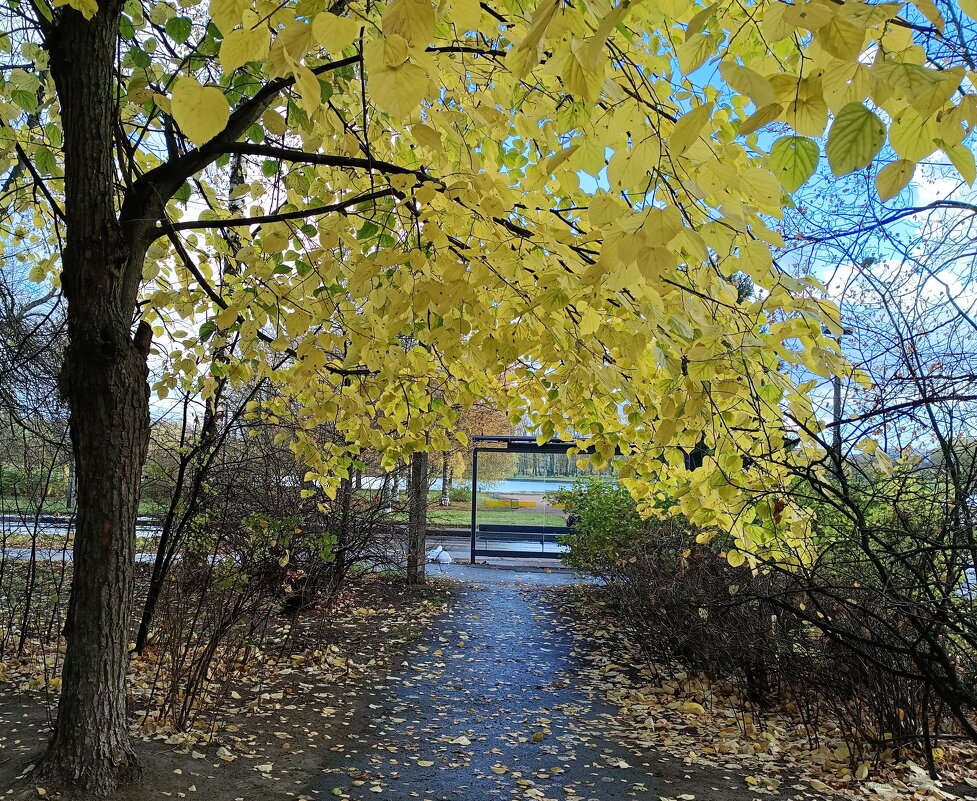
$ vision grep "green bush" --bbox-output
[447,485,472,503]
[549,479,674,574]
[0,464,28,494]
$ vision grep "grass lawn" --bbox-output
[0,498,165,518]
[428,508,566,527]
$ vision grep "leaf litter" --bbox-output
[558,585,977,801]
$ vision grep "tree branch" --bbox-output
[222,142,427,179]
[165,188,395,232]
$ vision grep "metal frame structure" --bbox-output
[469,435,593,563]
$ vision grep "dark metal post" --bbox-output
[470,449,478,564]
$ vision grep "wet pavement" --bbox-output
[311,565,762,801]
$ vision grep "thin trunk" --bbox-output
[330,476,352,591]
[832,373,843,469]
[440,454,451,506]
[407,452,428,585]
[65,457,74,508]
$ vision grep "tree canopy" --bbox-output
[4,0,976,561]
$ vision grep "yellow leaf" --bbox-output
[28,262,47,283]
[507,0,560,78]
[839,2,899,27]
[171,78,230,146]
[889,106,937,162]
[263,108,287,136]
[312,12,361,53]
[727,549,746,568]
[872,60,943,111]
[960,0,977,20]
[670,102,713,157]
[875,159,916,201]
[608,137,661,190]
[784,1,834,30]
[294,64,322,114]
[382,0,435,46]
[816,15,865,60]
[219,18,269,72]
[939,139,976,185]
[912,0,945,31]
[268,21,314,76]
[209,0,249,32]
[719,61,775,108]
[412,123,443,152]
[364,36,430,118]
[738,103,782,136]
[578,305,602,336]
[785,93,828,137]
[556,39,605,103]
[677,33,717,74]
[51,0,98,19]
[641,205,683,247]
[738,238,773,283]
[449,0,481,31]
[768,135,819,191]
[216,305,238,329]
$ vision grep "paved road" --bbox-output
[312,565,761,801]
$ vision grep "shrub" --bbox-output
[555,479,976,772]
[447,485,472,503]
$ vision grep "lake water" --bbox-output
[358,477,606,495]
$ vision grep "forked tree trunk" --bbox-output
[44,1,153,794]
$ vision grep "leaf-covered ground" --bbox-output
[560,586,977,801]
[2,565,976,801]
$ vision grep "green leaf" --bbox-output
[199,320,218,343]
[119,14,136,39]
[261,159,279,177]
[357,220,380,240]
[246,122,264,142]
[768,136,819,191]
[130,46,151,69]
[165,16,193,43]
[174,182,192,203]
[11,90,38,114]
[35,146,57,176]
[826,103,886,176]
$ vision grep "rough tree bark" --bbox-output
[43,2,152,793]
[38,0,360,791]
[407,452,428,585]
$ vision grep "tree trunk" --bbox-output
[440,454,451,506]
[407,452,429,585]
[44,2,152,793]
[329,476,352,591]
